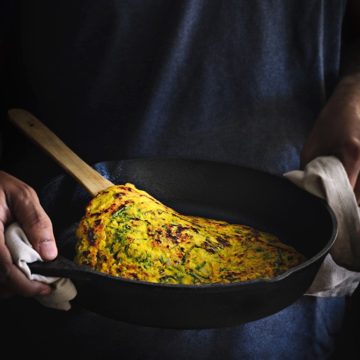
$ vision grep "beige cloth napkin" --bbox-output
[285,156,360,297]
[5,222,77,310]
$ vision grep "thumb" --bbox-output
[9,185,57,260]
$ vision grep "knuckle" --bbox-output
[17,184,37,202]
[27,211,50,227]
[13,184,51,230]
[340,137,360,164]
[0,170,9,183]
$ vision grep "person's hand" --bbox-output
[301,75,360,202]
[0,171,58,298]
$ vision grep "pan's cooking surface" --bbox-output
[39,159,336,328]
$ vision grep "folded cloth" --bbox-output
[285,156,360,297]
[4,222,77,310]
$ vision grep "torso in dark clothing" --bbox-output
[2,0,346,189]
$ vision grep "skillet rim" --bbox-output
[42,157,337,290]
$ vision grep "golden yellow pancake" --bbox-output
[75,183,305,284]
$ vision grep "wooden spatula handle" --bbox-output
[7,108,114,196]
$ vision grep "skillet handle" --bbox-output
[29,256,92,281]
[8,108,114,196]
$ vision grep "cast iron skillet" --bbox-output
[9,109,336,329]
[29,158,336,329]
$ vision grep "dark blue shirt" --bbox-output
[3,0,347,187]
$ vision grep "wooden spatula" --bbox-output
[7,108,114,196]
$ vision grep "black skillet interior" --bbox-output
[39,158,336,329]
